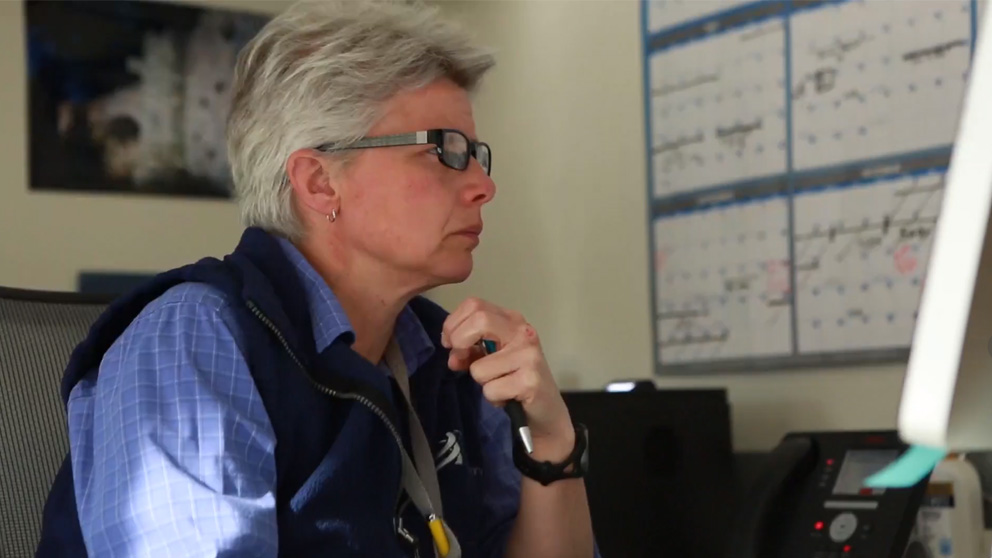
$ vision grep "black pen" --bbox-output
[480,339,534,454]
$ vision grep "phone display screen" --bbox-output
[832,449,901,496]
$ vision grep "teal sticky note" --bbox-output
[864,445,946,488]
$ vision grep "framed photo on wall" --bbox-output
[24,0,268,198]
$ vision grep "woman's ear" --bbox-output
[286,149,340,216]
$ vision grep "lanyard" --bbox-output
[384,339,461,558]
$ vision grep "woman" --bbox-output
[37,1,597,557]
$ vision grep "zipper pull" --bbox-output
[395,516,418,547]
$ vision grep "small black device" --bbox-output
[562,388,736,558]
[728,430,930,558]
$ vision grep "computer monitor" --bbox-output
[898,4,992,451]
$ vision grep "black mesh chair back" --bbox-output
[0,287,112,557]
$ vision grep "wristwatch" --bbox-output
[513,423,589,486]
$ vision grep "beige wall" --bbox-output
[0,0,907,451]
[431,0,908,451]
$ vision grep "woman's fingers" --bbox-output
[447,345,484,371]
[441,297,492,348]
[445,309,511,352]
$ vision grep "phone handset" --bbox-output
[726,436,817,558]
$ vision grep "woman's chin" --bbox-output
[433,255,474,284]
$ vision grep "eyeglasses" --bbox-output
[315,129,492,176]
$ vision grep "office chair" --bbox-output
[0,287,112,558]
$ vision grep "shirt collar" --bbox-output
[276,237,435,373]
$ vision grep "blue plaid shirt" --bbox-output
[66,238,522,556]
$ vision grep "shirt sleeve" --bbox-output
[476,399,603,558]
[476,399,521,558]
[66,283,278,558]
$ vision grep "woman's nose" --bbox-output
[461,160,496,204]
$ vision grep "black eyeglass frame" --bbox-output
[315,129,492,176]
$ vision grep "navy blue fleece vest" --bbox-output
[37,227,498,557]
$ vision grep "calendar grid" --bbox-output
[642,0,976,374]
[641,0,662,377]
[973,0,979,55]
[784,0,799,356]
[647,1,788,52]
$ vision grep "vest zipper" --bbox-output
[244,300,408,461]
[246,300,421,556]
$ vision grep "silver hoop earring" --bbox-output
[328,209,337,223]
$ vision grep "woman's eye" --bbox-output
[427,146,442,156]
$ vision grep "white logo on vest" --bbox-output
[436,431,464,470]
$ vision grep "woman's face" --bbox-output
[335,79,496,289]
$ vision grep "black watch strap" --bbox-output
[513,423,589,486]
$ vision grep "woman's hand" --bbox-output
[441,297,575,462]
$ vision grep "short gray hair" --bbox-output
[227,0,495,239]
